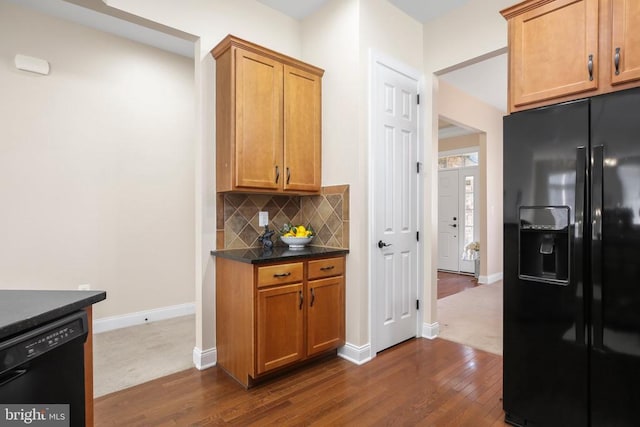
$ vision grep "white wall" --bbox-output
[301,0,362,344]
[99,0,507,354]
[105,0,302,60]
[302,0,422,352]
[421,0,512,324]
[0,1,195,319]
[100,0,304,363]
[439,133,481,153]
[423,0,513,72]
[34,0,515,364]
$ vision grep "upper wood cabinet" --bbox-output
[212,35,323,194]
[610,0,640,85]
[502,0,640,112]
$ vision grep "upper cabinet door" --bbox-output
[234,48,283,190]
[507,0,599,109]
[283,65,322,193]
[610,0,640,85]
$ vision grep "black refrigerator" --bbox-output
[503,87,640,427]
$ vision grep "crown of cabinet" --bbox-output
[213,35,324,194]
[501,0,640,113]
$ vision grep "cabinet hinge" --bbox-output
[416,299,420,310]
[416,231,419,242]
[417,94,420,105]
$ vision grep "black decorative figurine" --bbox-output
[258,225,275,251]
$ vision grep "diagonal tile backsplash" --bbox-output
[217,185,349,250]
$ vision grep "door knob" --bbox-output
[451,224,457,228]
[378,240,392,249]
[453,217,457,221]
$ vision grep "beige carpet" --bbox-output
[437,281,503,355]
[93,315,195,397]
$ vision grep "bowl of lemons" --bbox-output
[280,223,315,249]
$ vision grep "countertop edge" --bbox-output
[211,247,349,264]
[0,290,107,341]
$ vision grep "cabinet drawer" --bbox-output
[308,257,344,280]
[257,262,303,288]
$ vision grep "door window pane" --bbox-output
[438,152,479,170]
[446,155,464,168]
[464,153,479,166]
[464,175,475,248]
[465,192,474,210]
[465,176,474,192]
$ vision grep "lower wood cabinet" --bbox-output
[216,254,345,387]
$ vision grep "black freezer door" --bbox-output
[590,88,640,427]
[503,99,589,427]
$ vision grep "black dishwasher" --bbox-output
[0,311,88,427]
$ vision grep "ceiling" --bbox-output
[257,0,472,23]
[439,53,507,113]
[9,0,506,114]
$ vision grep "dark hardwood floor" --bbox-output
[95,338,507,426]
[437,271,478,299]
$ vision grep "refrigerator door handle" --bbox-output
[575,147,586,241]
[592,144,604,351]
[575,146,587,345]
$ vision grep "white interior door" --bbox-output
[438,169,459,271]
[372,59,418,353]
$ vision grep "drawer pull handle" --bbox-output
[286,167,291,184]
[275,165,280,183]
[299,290,303,310]
[320,266,335,271]
[615,47,621,75]
[273,272,291,278]
[310,288,315,307]
[588,54,594,81]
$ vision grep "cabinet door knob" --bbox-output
[615,47,621,75]
[588,54,594,81]
[310,288,315,307]
[299,290,303,310]
[286,167,291,184]
[275,165,280,183]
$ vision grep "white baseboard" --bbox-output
[93,302,195,334]
[478,272,503,284]
[422,322,440,339]
[193,346,217,370]
[338,342,372,365]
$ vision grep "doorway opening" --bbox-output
[437,137,480,276]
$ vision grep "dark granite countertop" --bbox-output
[211,246,349,264]
[0,290,106,341]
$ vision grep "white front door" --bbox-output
[438,166,479,273]
[372,59,419,353]
[438,169,459,271]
